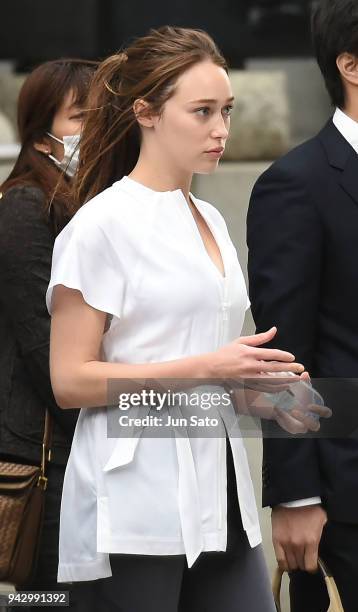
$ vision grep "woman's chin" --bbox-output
[195,161,221,176]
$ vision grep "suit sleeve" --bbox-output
[247,162,323,507]
[0,187,78,434]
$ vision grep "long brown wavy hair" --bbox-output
[1,59,96,234]
[75,26,227,206]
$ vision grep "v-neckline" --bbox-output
[182,193,226,280]
[120,176,227,280]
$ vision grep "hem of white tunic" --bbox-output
[245,524,262,548]
[58,526,262,583]
[57,556,112,583]
[97,529,227,556]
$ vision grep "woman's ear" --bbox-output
[336,53,358,87]
[33,137,51,155]
[133,99,155,128]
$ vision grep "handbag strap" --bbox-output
[43,409,53,455]
[318,559,345,612]
[272,557,344,612]
[38,410,54,491]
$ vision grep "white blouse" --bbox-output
[46,176,261,583]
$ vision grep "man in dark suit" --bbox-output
[247,1,358,610]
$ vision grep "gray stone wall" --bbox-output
[225,71,290,161]
[247,58,332,145]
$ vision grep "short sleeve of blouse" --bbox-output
[46,214,125,318]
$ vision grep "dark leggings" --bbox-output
[72,443,276,612]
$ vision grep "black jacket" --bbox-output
[0,185,78,466]
[247,119,358,523]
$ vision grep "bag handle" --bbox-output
[272,558,344,612]
[38,411,53,491]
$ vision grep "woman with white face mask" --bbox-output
[46,28,328,612]
[0,58,95,610]
[45,132,81,178]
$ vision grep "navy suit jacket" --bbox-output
[247,119,358,523]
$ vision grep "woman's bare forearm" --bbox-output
[53,353,213,409]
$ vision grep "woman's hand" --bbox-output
[240,368,332,434]
[273,402,332,434]
[208,326,304,379]
[271,370,331,433]
[234,384,331,434]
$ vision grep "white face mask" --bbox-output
[46,132,80,178]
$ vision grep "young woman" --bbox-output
[0,59,95,607]
[46,28,325,611]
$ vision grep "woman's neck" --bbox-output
[128,156,192,201]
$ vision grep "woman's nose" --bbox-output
[211,115,229,139]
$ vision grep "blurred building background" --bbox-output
[0,0,315,68]
[0,2,332,608]
[0,0,331,167]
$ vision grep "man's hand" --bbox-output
[272,505,328,573]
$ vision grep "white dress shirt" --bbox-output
[333,106,358,154]
[281,107,358,510]
[46,176,262,582]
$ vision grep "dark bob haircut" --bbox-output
[1,59,96,234]
[311,0,358,108]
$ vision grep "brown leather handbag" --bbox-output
[273,558,344,611]
[0,411,53,587]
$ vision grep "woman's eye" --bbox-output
[222,105,233,116]
[70,112,85,120]
[195,107,210,117]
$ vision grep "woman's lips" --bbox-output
[204,148,224,158]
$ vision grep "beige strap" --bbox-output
[272,558,344,612]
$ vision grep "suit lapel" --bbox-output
[318,119,358,206]
[340,153,358,206]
